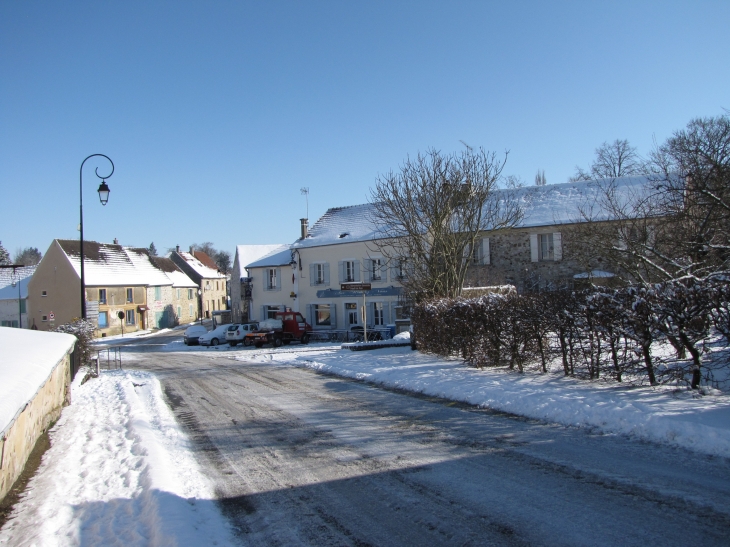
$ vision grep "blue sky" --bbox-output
[1,1,728,260]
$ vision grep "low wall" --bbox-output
[0,334,74,503]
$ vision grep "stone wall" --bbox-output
[0,351,72,502]
[465,225,607,293]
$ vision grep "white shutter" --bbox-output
[263,271,269,291]
[309,264,316,286]
[362,258,371,282]
[379,260,387,281]
[330,303,337,328]
[530,234,539,262]
[324,263,330,286]
[338,261,345,283]
[354,260,361,282]
[275,268,282,291]
[482,237,490,265]
[553,232,562,261]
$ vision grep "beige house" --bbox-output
[28,240,198,336]
[170,247,227,320]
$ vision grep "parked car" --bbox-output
[226,322,259,346]
[199,325,230,347]
[184,325,208,346]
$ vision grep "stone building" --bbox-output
[169,247,228,319]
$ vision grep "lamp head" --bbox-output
[97,181,111,205]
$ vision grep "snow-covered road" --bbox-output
[120,348,730,546]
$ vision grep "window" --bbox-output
[371,259,383,281]
[2,320,19,328]
[188,288,194,300]
[314,263,325,284]
[189,304,194,317]
[265,305,280,319]
[392,260,406,280]
[42,315,48,322]
[531,233,562,262]
[346,302,359,325]
[314,304,331,326]
[42,290,47,297]
[99,289,107,304]
[98,311,108,328]
[267,268,277,290]
[540,233,554,261]
[177,306,182,318]
[177,288,181,299]
[154,286,161,301]
[126,309,135,325]
[373,302,384,326]
[20,300,26,314]
[345,261,355,282]
[127,288,134,303]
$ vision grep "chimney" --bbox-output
[189,246,194,254]
[113,238,118,245]
[176,245,180,253]
[300,218,308,239]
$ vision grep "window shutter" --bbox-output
[309,263,316,286]
[362,259,371,282]
[263,271,268,291]
[354,260,361,282]
[324,263,330,286]
[338,261,345,283]
[553,232,562,261]
[306,304,313,326]
[379,260,387,281]
[261,305,266,321]
[275,268,282,291]
[482,237,490,265]
[330,303,337,328]
[530,234,539,262]
[368,303,375,327]
[383,303,390,326]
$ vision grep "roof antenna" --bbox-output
[459,140,473,152]
[301,187,309,219]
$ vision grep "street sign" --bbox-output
[48,312,55,321]
[340,283,371,291]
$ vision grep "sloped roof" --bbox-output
[150,256,198,288]
[191,250,218,271]
[236,245,285,271]
[174,251,226,279]
[290,175,660,249]
[56,240,172,286]
[0,265,36,291]
[0,268,35,300]
[245,244,292,269]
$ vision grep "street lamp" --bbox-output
[79,154,115,320]
[11,276,21,329]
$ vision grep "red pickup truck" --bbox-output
[244,311,312,348]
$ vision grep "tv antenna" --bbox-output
[459,140,473,152]
[301,187,310,219]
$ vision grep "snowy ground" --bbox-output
[234,339,730,459]
[3,332,730,545]
[0,369,234,547]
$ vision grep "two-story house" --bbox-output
[230,244,286,323]
[0,265,36,329]
[169,247,228,319]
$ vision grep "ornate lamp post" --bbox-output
[79,154,114,319]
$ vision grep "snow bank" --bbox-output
[241,346,730,458]
[0,370,235,546]
[0,328,76,434]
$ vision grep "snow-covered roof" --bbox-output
[0,328,76,435]
[246,244,292,269]
[149,256,198,288]
[0,265,36,300]
[57,240,172,286]
[236,244,286,272]
[509,175,657,228]
[290,176,660,249]
[174,251,226,279]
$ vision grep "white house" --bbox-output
[0,266,36,329]
[230,244,286,323]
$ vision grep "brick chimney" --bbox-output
[300,218,308,239]
[113,238,118,245]
[176,245,180,252]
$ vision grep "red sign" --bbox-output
[48,312,55,320]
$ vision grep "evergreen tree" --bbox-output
[148,242,158,256]
[0,241,10,265]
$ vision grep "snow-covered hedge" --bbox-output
[54,318,96,374]
[412,277,730,388]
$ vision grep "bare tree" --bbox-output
[569,139,648,182]
[215,250,232,274]
[534,169,547,186]
[369,148,523,302]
